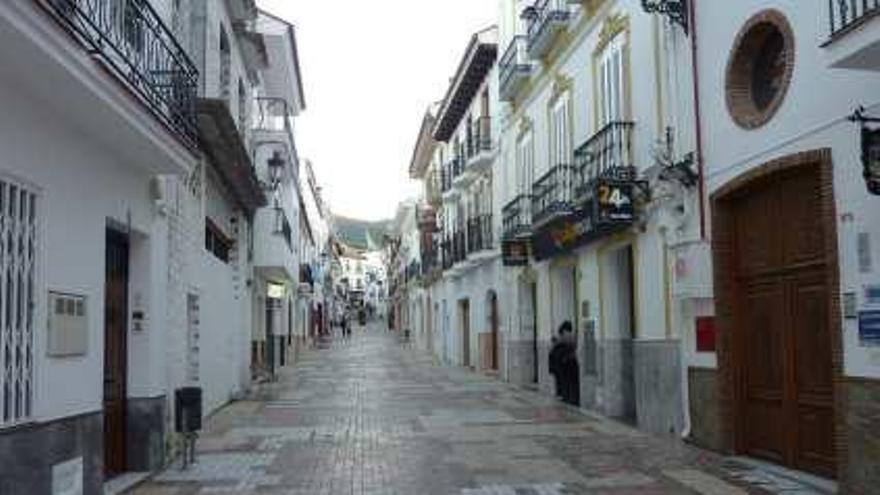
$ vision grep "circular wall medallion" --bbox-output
[725,10,795,130]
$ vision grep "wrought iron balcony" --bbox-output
[532,164,575,226]
[829,0,880,38]
[453,229,467,264]
[446,156,466,193]
[499,36,533,102]
[273,207,293,251]
[574,121,636,200]
[467,214,494,254]
[524,0,572,59]
[466,117,493,160]
[421,240,440,277]
[40,0,199,150]
[502,194,533,239]
[441,166,453,194]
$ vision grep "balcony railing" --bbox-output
[467,214,494,254]
[466,117,493,159]
[829,0,880,37]
[441,166,453,193]
[273,207,293,251]
[40,0,199,149]
[445,157,464,186]
[453,229,467,264]
[524,0,571,58]
[503,194,533,239]
[421,243,439,276]
[574,121,635,200]
[500,35,533,101]
[532,164,575,225]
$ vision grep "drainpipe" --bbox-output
[677,0,704,442]
[690,0,706,241]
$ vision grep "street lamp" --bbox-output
[641,0,689,35]
[267,151,285,189]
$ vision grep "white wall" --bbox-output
[0,70,165,422]
[695,1,880,379]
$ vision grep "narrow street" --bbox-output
[133,323,823,495]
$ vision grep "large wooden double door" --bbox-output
[730,164,836,477]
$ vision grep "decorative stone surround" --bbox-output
[724,10,795,130]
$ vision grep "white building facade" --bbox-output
[495,0,687,439]
[414,28,506,373]
[662,0,880,488]
[0,0,309,491]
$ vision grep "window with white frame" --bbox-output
[598,33,626,125]
[549,94,572,166]
[0,178,37,427]
[516,131,534,196]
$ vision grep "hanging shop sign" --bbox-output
[502,239,530,266]
[532,180,636,261]
[850,107,880,195]
[595,180,636,223]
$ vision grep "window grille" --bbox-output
[0,178,37,427]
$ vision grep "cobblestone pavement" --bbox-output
[133,324,829,495]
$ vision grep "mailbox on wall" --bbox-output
[47,292,88,357]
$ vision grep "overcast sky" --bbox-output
[257,0,498,221]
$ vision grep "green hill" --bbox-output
[333,216,390,251]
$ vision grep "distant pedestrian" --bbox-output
[342,312,351,338]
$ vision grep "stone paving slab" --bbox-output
[133,325,830,495]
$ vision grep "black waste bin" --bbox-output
[174,387,203,433]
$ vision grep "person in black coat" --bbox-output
[548,336,563,398]
[552,321,579,406]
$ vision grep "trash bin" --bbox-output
[174,387,202,433]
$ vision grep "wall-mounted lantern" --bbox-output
[849,107,880,196]
[267,151,285,189]
[641,0,689,35]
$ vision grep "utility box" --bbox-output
[174,387,203,433]
[47,292,88,357]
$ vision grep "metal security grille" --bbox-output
[0,178,37,426]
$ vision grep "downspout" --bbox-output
[679,0,707,443]
[690,0,706,241]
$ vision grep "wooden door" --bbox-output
[104,229,129,477]
[732,166,835,477]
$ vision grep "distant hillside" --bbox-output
[333,215,390,251]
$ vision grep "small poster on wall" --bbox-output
[859,310,880,347]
